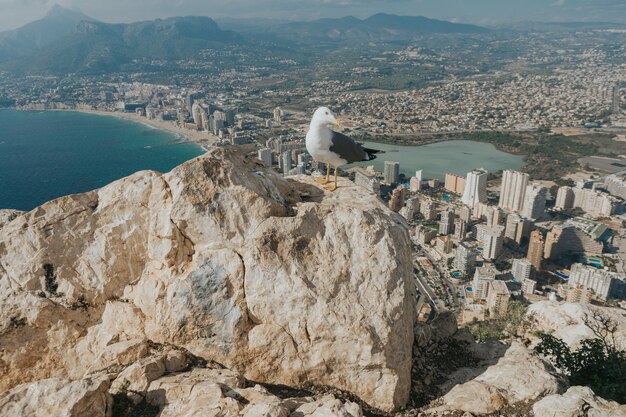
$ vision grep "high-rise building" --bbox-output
[527,230,544,274]
[555,186,575,210]
[605,172,626,200]
[473,264,497,300]
[435,236,453,254]
[384,161,400,185]
[475,224,504,260]
[354,167,380,194]
[419,198,437,221]
[511,258,533,282]
[544,221,604,260]
[570,188,618,218]
[454,218,467,241]
[566,285,594,304]
[504,213,521,241]
[400,197,418,221]
[414,225,438,245]
[521,184,547,220]
[487,207,502,228]
[454,241,476,276]
[388,186,405,212]
[281,151,292,174]
[409,176,422,192]
[445,173,466,195]
[439,210,455,235]
[273,107,283,122]
[458,206,471,223]
[296,163,306,175]
[258,148,272,168]
[521,278,537,295]
[487,280,510,316]
[568,263,626,301]
[461,169,488,206]
[499,170,529,212]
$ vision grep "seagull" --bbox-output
[305,107,380,191]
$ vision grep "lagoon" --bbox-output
[351,140,524,179]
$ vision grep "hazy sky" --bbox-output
[0,0,625,31]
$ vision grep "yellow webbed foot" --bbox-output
[317,177,330,184]
[324,184,338,191]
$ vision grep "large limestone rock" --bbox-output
[528,301,626,348]
[0,375,112,417]
[533,386,626,417]
[431,341,566,415]
[0,148,415,412]
[144,367,362,417]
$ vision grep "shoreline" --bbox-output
[70,108,219,149]
[10,107,220,150]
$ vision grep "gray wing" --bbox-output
[329,130,368,163]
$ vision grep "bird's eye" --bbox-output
[325,112,329,115]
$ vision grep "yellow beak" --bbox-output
[333,119,341,127]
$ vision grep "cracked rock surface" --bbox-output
[0,147,415,413]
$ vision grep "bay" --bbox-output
[0,110,204,211]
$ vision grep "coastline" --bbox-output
[71,108,219,148]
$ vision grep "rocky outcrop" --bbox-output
[0,375,112,417]
[144,367,362,417]
[0,147,415,412]
[0,209,21,230]
[528,301,626,348]
[429,341,567,415]
[533,386,626,417]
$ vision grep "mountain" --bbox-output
[494,20,626,32]
[2,15,243,74]
[0,5,97,63]
[232,13,489,43]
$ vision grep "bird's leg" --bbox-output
[317,163,331,184]
[325,167,338,191]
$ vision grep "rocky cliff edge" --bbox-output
[0,147,416,414]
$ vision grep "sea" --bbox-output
[0,110,204,211]
[0,110,524,211]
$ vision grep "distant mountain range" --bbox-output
[0,7,241,74]
[0,5,96,63]
[217,13,489,43]
[3,5,623,76]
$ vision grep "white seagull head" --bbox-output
[311,106,341,128]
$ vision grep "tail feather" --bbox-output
[363,147,383,161]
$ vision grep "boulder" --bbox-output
[533,386,626,417]
[528,301,626,348]
[144,367,361,417]
[0,147,418,412]
[432,341,566,414]
[0,375,111,417]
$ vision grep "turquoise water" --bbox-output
[351,140,524,179]
[0,110,204,211]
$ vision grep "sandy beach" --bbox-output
[71,108,220,147]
